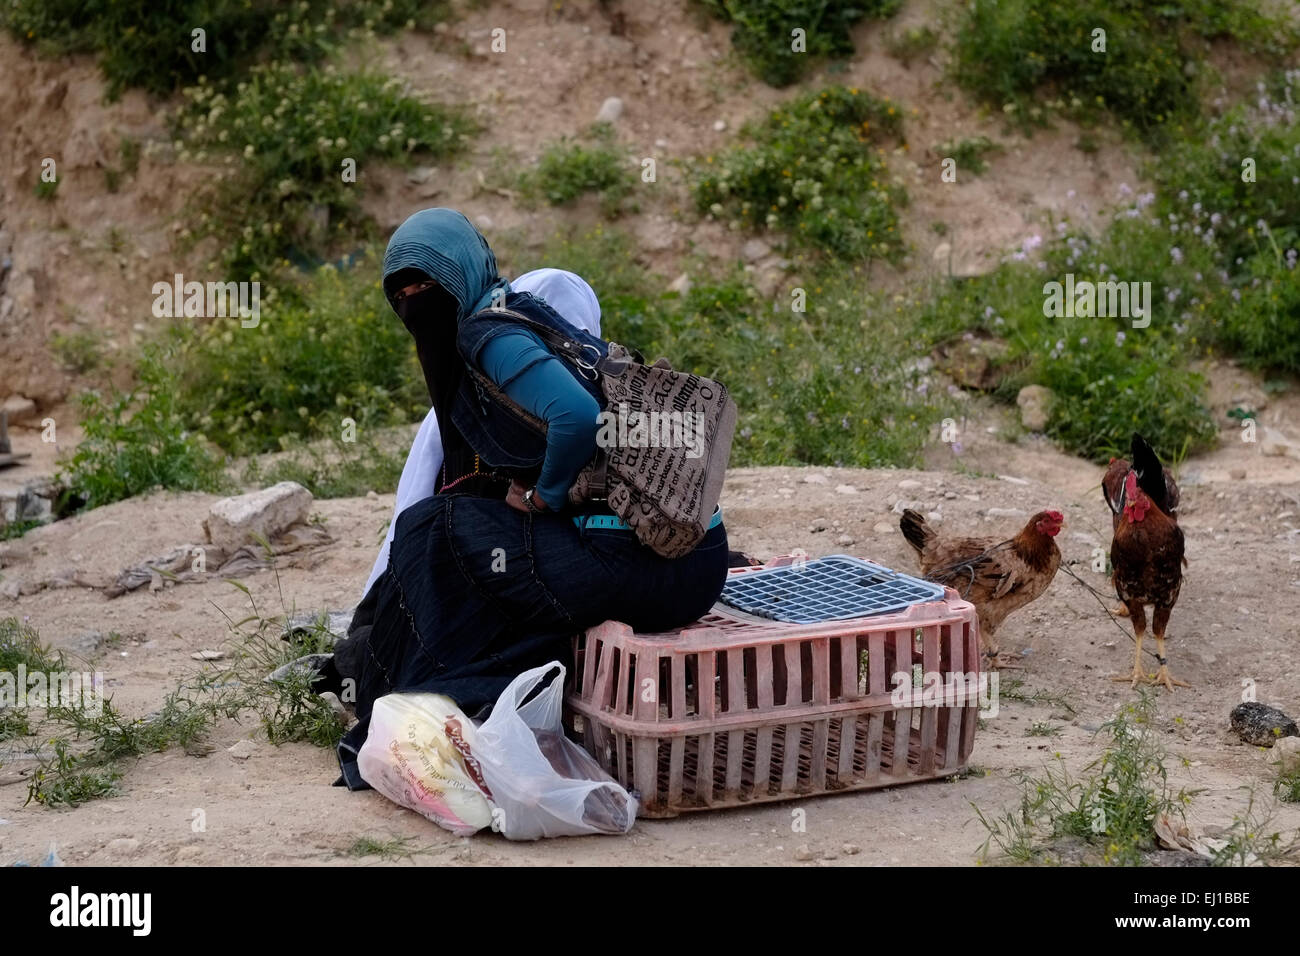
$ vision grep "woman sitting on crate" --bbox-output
[324,208,731,788]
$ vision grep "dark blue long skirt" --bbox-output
[334,493,729,788]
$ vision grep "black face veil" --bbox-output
[389,271,462,417]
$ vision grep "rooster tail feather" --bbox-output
[1130,433,1173,513]
[899,509,933,556]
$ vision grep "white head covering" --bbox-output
[361,269,602,598]
[512,267,601,336]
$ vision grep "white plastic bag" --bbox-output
[356,693,494,836]
[476,663,637,840]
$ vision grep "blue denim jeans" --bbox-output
[335,493,729,788]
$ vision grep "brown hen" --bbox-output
[900,509,1063,666]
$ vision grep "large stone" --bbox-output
[204,481,312,553]
[1016,385,1054,432]
[1230,702,1299,747]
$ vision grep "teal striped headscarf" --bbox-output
[382,208,510,320]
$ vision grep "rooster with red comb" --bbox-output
[1107,434,1188,690]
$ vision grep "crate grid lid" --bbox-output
[718,555,945,624]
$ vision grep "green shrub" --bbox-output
[885,23,939,66]
[175,63,476,278]
[49,328,104,373]
[937,135,999,175]
[975,695,1195,866]
[0,617,64,674]
[26,739,121,808]
[700,0,902,86]
[1030,329,1217,462]
[951,0,1298,142]
[907,71,1300,460]
[2,0,450,98]
[519,127,634,214]
[913,244,1219,464]
[692,85,907,262]
[170,254,426,456]
[55,347,231,511]
[243,436,407,499]
[1138,71,1300,372]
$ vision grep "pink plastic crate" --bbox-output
[564,557,982,817]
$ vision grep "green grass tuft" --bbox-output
[692,85,908,262]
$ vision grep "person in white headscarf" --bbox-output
[359,268,603,598]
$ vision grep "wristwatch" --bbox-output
[522,486,542,513]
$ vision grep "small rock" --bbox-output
[72,631,105,654]
[406,166,436,185]
[1269,737,1300,774]
[713,119,727,132]
[842,843,861,856]
[105,837,140,856]
[596,97,624,123]
[809,520,828,532]
[873,521,895,534]
[835,484,858,495]
[2,394,37,424]
[794,844,815,861]
[837,534,855,546]
[227,739,259,761]
[175,845,204,863]
[1016,385,1054,432]
[668,273,692,296]
[191,649,225,661]
[1229,468,1247,480]
[898,479,923,491]
[802,473,828,484]
[742,238,771,263]
[1230,702,1299,747]
[204,481,313,552]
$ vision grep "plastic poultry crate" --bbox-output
[564,556,983,818]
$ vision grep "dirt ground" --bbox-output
[1,397,1297,866]
[1,0,1297,866]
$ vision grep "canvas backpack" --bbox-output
[465,308,737,558]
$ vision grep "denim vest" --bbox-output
[447,291,608,474]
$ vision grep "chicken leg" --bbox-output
[1112,602,1147,686]
[1151,606,1189,690]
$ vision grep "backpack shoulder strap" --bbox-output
[466,306,627,377]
